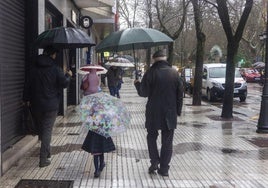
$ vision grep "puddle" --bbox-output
[67,133,80,136]
[191,109,215,114]
[57,122,81,127]
[221,148,239,154]
[246,137,268,147]
[207,115,244,121]
[31,144,82,157]
[193,123,207,128]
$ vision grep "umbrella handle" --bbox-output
[63,50,70,72]
[132,44,139,80]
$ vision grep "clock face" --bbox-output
[81,16,93,29]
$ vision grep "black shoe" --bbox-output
[157,169,169,177]
[148,164,159,174]
[39,159,51,168]
[94,170,101,178]
[99,163,106,171]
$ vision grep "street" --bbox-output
[1,78,268,188]
[204,82,263,122]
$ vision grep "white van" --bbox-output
[202,63,247,102]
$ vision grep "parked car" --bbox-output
[202,63,247,102]
[240,68,261,82]
[181,68,193,94]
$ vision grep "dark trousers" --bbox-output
[33,110,58,162]
[147,129,174,172]
[108,86,118,97]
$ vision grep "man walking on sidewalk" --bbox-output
[23,46,72,168]
[134,49,183,176]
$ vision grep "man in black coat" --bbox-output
[134,50,183,176]
[23,46,72,168]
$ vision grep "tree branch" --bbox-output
[203,0,218,8]
[234,0,254,42]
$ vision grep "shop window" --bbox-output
[45,12,53,30]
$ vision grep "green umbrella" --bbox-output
[96,27,173,52]
[95,27,173,78]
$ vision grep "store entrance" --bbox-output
[67,48,77,105]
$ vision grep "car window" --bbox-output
[235,68,242,77]
[209,67,225,78]
[208,67,242,78]
[203,68,208,79]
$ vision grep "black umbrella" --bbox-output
[34,27,95,49]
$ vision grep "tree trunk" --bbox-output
[167,43,174,65]
[191,0,206,106]
[145,0,152,71]
[221,42,238,118]
[192,32,206,106]
[215,0,253,118]
[146,48,151,71]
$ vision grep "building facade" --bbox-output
[0,0,115,175]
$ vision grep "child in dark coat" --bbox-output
[81,68,115,178]
[81,131,115,177]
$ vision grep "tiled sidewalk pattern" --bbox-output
[1,78,268,188]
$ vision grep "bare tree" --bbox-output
[155,0,190,64]
[205,0,253,118]
[118,0,141,28]
[143,0,154,69]
[239,1,264,63]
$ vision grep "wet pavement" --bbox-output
[1,78,268,188]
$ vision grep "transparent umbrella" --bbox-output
[106,57,134,67]
[80,92,131,138]
[253,62,265,69]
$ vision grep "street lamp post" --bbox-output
[257,29,268,133]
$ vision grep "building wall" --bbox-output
[49,0,79,26]
[0,0,27,175]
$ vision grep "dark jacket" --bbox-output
[134,60,183,130]
[23,55,71,112]
[106,67,120,87]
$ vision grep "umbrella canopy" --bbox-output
[95,27,173,53]
[78,65,107,75]
[105,62,134,68]
[120,55,135,62]
[110,57,132,63]
[80,65,106,72]
[80,92,131,138]
[252,62,265,69]
[106,57,135,67]
[34,27,95,49]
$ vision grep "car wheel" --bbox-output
[239,96,246,102]
[207,89,215,102]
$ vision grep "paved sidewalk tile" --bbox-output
[1,78,268,188]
